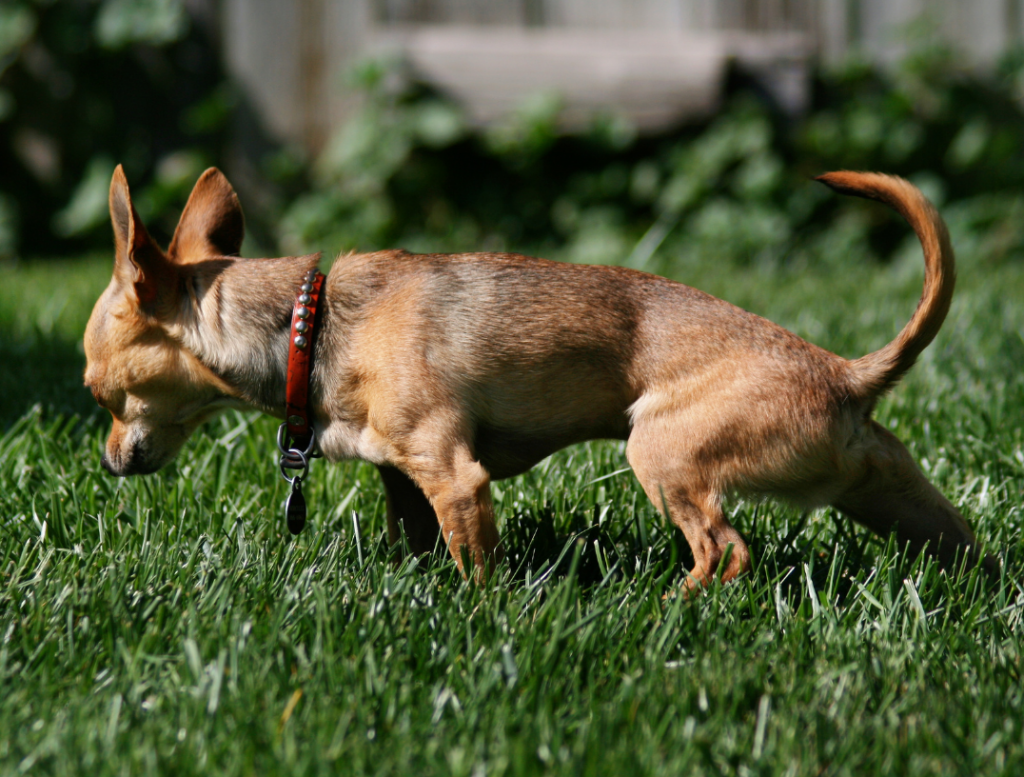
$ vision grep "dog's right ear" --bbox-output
[168,167,244,263]
[109,165,175,311]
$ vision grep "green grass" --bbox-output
[1,248,1023,776]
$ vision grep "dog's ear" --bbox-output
[109,165,175,310]
[168,167,245,263]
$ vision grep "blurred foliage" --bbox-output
[5,3,1024,270]
[0,0,229,257]
[280,44,1024,272]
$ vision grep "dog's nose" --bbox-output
[100,451,118,476]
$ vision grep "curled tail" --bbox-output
[816,171,956,404]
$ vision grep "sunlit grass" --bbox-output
[1,252,1022,775]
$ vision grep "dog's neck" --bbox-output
[173,254,322,416]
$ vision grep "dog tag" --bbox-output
[285,480,307,535]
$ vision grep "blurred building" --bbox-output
[221,0,1024,155]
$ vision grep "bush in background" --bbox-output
[280,44,1024,273]
[4,1,1024,271]
[0,0,229,256]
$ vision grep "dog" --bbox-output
[84,166,994,592]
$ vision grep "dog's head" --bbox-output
[84,165,245,475]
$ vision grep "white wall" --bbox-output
[222,0,1024,152]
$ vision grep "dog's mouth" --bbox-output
[100,444,161,477]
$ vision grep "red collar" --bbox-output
[285,268,325,444]
[277,267,324,536]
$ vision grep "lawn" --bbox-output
[1,240,1023,775]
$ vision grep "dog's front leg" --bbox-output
[400,444,503,581]
[377,464,441,556]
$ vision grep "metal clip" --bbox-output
[277,422,318,534]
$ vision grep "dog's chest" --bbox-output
[316,419,390,464]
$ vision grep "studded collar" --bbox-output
[285,268,325,445]
[284,268,325,444]
[277,267,325,535]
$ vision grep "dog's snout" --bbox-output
[100,451,119,476]
[101,440,160,476]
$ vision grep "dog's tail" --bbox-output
[816,171,955,404]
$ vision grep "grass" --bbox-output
[1,244,1023,776]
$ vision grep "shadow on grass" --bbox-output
[500,505,659,588]
[495,503,848,593]
[0,254,111,430]
[0,327,100,430]
[492,503,925,606]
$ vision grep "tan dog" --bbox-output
[84,166,993,591]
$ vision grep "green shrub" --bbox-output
[0,0,228,257]
[279,46,1024,273]
[6,8,1024,270]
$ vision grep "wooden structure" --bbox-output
[222,0,1024,154]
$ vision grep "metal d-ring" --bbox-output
[277,422,318,482]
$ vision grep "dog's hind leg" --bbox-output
[833,421,996,573]
[377,465,441,556]
[627,425,751,593]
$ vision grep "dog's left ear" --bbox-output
[110,165,175,310]
[168,167,245,263]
